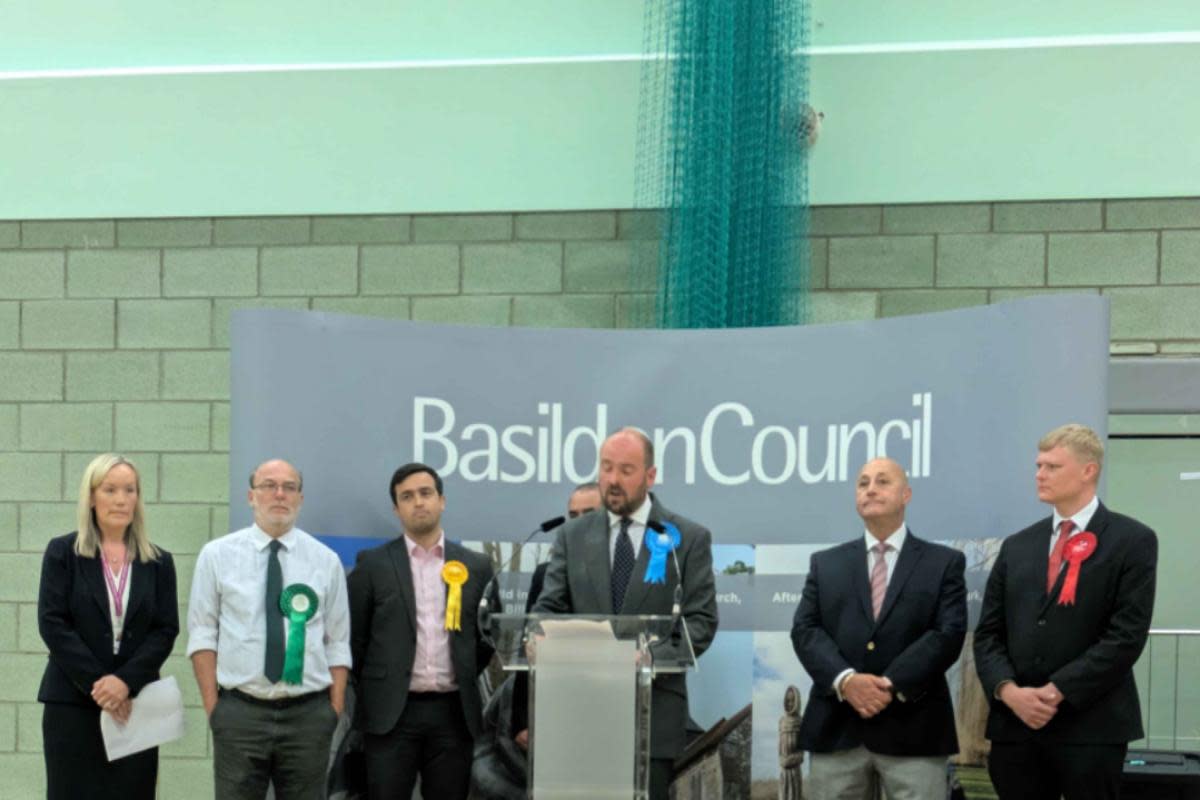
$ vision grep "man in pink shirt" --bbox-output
[348,463,495,800]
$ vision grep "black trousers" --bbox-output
[364,691,474,800]
[42,701,158,800]
[211,689,338,800]
[989,740,1128,800]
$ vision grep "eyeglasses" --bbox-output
[254,481,301,495]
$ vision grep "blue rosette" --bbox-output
[643,521,681,584]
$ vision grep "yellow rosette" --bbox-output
[442,560,469,631]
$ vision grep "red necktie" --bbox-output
[1047,519,1075,593]
[870,542,891,619]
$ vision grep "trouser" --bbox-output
[211,689,338,800]
[988,740,1127,800]
[363,691,474,800]
[808,745,947,800]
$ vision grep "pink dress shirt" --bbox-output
[406,532,457,692]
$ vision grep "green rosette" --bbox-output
[278,583,318,685]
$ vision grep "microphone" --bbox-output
[646,520,684,643]
[478,516,566,645]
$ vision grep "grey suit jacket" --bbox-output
[532,495,719,759]
[348,536,494,738]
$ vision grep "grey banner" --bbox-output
[229,295,1109,546]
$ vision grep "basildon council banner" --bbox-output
[228,294,1108,552]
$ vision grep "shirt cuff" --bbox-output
[833,668,855,702]
[324,642,353,670]
[185,629,218,658]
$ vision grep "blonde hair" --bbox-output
[1038,424,1104,477]
[74,454,160,563]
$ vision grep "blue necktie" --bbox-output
[611,517,635,613]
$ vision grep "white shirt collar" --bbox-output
[1052,494,1099,534]
[608,494,653,530]
[864,522,907,553]
[252,524,297,551]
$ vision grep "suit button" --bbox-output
[866,641,875,651]
[1037,619,1046,626]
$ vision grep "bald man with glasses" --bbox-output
[187,459,351,800]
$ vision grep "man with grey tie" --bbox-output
[187,459,351,799]
[791,457,967,800]
[533,428,719,800]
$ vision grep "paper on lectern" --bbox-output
[539,618,617,639]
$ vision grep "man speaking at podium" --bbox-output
[533,427,719,800]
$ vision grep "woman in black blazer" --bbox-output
[37,454,179,800]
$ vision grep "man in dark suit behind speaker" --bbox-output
[974,424,1158,800]
[792,457,967,799]
[348,463,494,800]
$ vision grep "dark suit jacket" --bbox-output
[524,562,548,614]
[974,501,1157,744]
[532,496,719,759]
[37,532,179,706]
[791,530,966,756]
[348,536,495,738]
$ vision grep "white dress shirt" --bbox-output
[607,494,653,565]
[186,524,352,699]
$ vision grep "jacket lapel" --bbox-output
[618,525,654,614]
[387,537,418,631]
[875,534,923,628]
[582,513,614,613]
[442,540,472,608]
[122,558,151,623]
[852,539,874,623]
[443,540,470,655]
[1040,502,1108,614]
[82,555,112,629]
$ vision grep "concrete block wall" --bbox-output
[1,199,1198,795]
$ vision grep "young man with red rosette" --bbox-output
[974,424,1158,800]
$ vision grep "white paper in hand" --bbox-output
[100,675,186,761]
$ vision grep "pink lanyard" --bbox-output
[102,559,130,618]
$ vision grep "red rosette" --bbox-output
[1057,531,1097,606]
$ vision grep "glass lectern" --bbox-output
[488,613,697,799]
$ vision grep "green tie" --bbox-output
[264,540,284,683]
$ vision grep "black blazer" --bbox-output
[37,532,179,705]
[791,531,966,756]
[348,537,495,738]
[974,502,1157,744]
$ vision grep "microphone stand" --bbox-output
[478,515,566,649]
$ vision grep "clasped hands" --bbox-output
[91,675,132,723]
[999,681,1062,730]
[841,673,893,719]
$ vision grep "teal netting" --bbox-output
[631,0,811,329]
